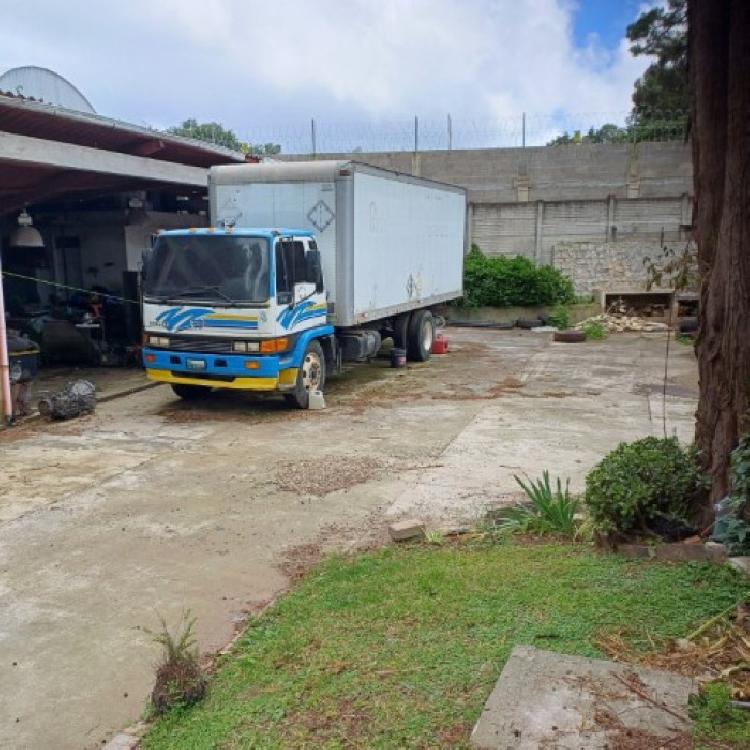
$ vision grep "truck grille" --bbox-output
[166,336,235,354]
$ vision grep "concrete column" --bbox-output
[466,202,474,253]
[607,195,616,241]
[534,200,544,264]
[680,192,692,239]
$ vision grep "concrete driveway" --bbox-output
[0,329,698,748]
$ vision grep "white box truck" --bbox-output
[141,160,466,408]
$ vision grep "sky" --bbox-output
[0,0,654,151]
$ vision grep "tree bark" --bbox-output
[690,0,750,513]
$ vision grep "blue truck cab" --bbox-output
[142,227,333,408]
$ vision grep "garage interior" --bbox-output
[0,73,245,420]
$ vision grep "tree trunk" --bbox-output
[690,0,750,515]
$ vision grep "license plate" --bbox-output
[186,358,206,371]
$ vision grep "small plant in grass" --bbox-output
[498,471,580,537]
[547,305,570,330]
[426,529,445,545]
[581,320,607,341]
[146,610,205,715]
[690,682,750,747]
[585,437,703,538]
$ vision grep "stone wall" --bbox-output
[552,240,687,294]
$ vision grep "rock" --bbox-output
[103,734,139,750]
[728,557,750,576]
[388,519,426,542]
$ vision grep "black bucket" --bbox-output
[391,347,407,368]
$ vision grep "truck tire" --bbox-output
[171,384,212,400]
[407,310,434,362]
[392,312,411,349]
[285,340,326,409]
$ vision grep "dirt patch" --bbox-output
[433,375,525,401]
[274,455,385,496]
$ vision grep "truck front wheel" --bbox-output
[407,310,434,362]
[171,383,212,400]
[285,340,326,409]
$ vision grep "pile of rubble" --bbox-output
[575,313,669,334]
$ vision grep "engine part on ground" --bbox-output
[338,330,382,362]
[554,330,587,343]
[38,380,97,420]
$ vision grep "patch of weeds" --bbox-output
[547,305,571,330]
[675,334,695,346]
[581,320,608,340]
[145,610,206,716]
[690,682,750,749]
[498,471,579,537]
[426,529,445,545]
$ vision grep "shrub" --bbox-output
[498,471,580,536]
[581,320,607,340]
[147,611,206,715]
[461,245,575,308]
[584,437,702,537]
[547,305,570,330]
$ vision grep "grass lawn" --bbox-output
[143,542,749,749]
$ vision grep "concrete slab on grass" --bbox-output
[471,646,696,749]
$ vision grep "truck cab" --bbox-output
[142,227,333,408]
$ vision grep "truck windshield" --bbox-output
[143,235,271,304]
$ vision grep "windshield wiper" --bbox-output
[174,285,236,304]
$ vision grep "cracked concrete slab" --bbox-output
[471,646,696,749]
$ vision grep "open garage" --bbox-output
[0,69,244,421]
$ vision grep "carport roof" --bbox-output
[0,92,246,215]
[0,92,244,167]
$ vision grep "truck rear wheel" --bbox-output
[285,340,326,409]
[171,384,212,400]
[407,310,434,362]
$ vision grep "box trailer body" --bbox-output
[141,160,466,407]
[209,160,466,326]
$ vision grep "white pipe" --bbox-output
[0,247,13,424]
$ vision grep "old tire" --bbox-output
[171,384,212,400]
[554,330,586,343]
[392,312,411,349]
[407,310,434,362]
[285,340,326,409]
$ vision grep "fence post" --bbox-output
[311,118,317,156]
[414,115,419,152]
[447,114,453,150]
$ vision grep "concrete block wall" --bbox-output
[283,142,693,292]
[553,240,687,294]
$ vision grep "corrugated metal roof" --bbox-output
[0,93,245,169]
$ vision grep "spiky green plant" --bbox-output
[499,471,580,537]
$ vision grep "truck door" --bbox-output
[274,237,327,333]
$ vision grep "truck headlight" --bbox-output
[233,341,248,352]
[148,336,169,347]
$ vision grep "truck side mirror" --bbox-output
[306,249,323,292]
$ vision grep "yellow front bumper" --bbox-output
[146,368,298,391]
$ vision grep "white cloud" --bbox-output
[0,0,650,147]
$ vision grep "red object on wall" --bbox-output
[431,334,449,354]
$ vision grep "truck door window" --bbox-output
[275,240,306,294]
